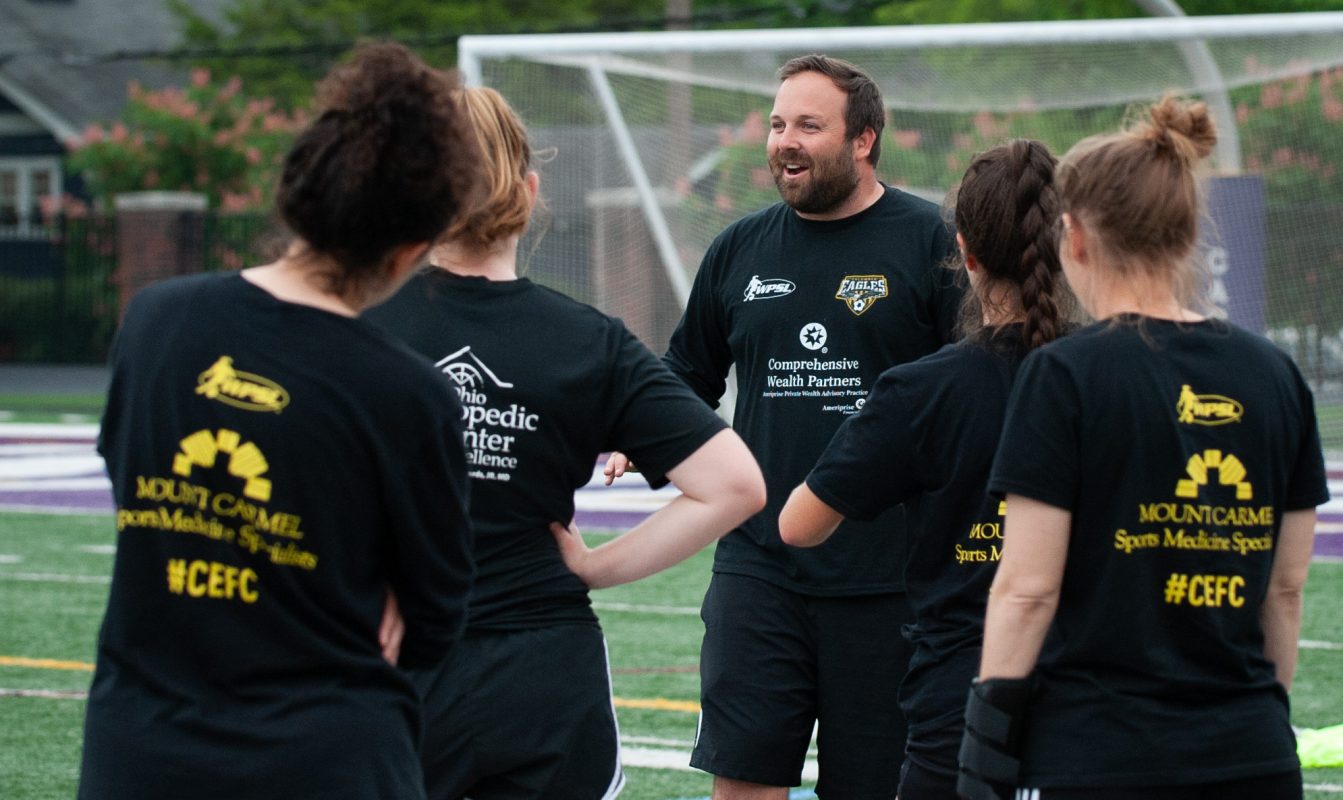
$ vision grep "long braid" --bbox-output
[953,138,1072,351]
[1013,141,1065,350]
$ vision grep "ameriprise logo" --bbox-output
[799,322,827,352]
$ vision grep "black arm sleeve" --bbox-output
[663,240,733,408]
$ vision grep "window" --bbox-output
[0,158,62,238]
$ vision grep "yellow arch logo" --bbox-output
[1175,449,1252,501]
[172,429,272,502]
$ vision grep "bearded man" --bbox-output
[609,54,962,799]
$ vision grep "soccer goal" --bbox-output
[460,13,1343,454]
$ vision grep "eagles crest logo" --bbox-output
[835,275,888,315]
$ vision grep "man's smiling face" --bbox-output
[767,70,861,216]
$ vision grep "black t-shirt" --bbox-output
[81,272,473,800]
[807,328,1028,734]
[368,270,727,632]
[665,186,959,595]
[989,316,1330,787]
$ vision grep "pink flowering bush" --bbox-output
[66,69,307,210]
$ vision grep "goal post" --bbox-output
[461,13,1343,454]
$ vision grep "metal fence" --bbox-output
[0,212,274,363]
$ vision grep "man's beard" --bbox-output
[770,141,860,215]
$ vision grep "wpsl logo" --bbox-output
[835,275,888,315]
[195,356,289,413]
[434,346,513,406]
[744,275,796,302]
[1176,384,1243,426]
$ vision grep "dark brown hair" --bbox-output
[953,139,1074,350]
[276,42,482,287]
[777,54,885,167]
[1056,94,1217,308]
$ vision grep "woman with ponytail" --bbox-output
[367,87,764,800]
[962,96,1329,800]
[778,138,1075,800]
[80,43,484,800]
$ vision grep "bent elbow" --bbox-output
[743,473,767,516]
[723,471,767,530]
[778,516,817,548]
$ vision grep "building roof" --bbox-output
[0,0,229,143]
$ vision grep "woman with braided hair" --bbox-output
[778,138,1076,800]
[962,96,1329,800]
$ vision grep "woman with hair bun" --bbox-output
[777,138,1075,800]
[960,96,1330,800]
[367,86,764,799]
[80,42,483,800]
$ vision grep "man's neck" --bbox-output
[791,176,885,222]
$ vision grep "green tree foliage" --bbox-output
[167,0,692,108]
[66,69,306,210]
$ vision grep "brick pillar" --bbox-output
[112,191,207,320]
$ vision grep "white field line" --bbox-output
[3,566,1343,651]
[1301,639,1343,651]
[0,477,110,490]
[621,735,695,748]
[620,745,819,780]
[0,444,97,456]
[1304,784,1343,794]
[0,688,88,699]
[593,601,701,616]
[0,503,110,515]
[0,423,99,439]
[0,572,110,584]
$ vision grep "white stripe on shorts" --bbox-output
[600,636,627,799]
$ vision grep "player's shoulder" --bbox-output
[711,201,791,244]
[526,280,623,329]
[131,271,229,306]
[873,185,948,229]
[120,272,235,333]
[881,338,1013,394]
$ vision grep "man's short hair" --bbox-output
[777,54,885,167]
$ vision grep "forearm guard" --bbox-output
[957,677,1033,800]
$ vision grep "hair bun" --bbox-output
[1145,94,1217,160]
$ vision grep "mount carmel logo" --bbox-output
[835,275,888,315]
[744,275,796,302]
[196,356,289,413]
[1176,384,1243,426]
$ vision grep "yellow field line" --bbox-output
[0,655,94,672]
[613,696,700,713]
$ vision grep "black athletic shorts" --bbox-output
[898,720,961,800]
[689,572,913,799]
[1021,770,1303,800]
[412,624,625,800]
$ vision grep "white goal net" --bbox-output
[461,13,1343,456]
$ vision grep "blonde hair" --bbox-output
[1056,94,1217,310]
[444,87,534,249]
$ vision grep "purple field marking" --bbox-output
[2,433,1341,556]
